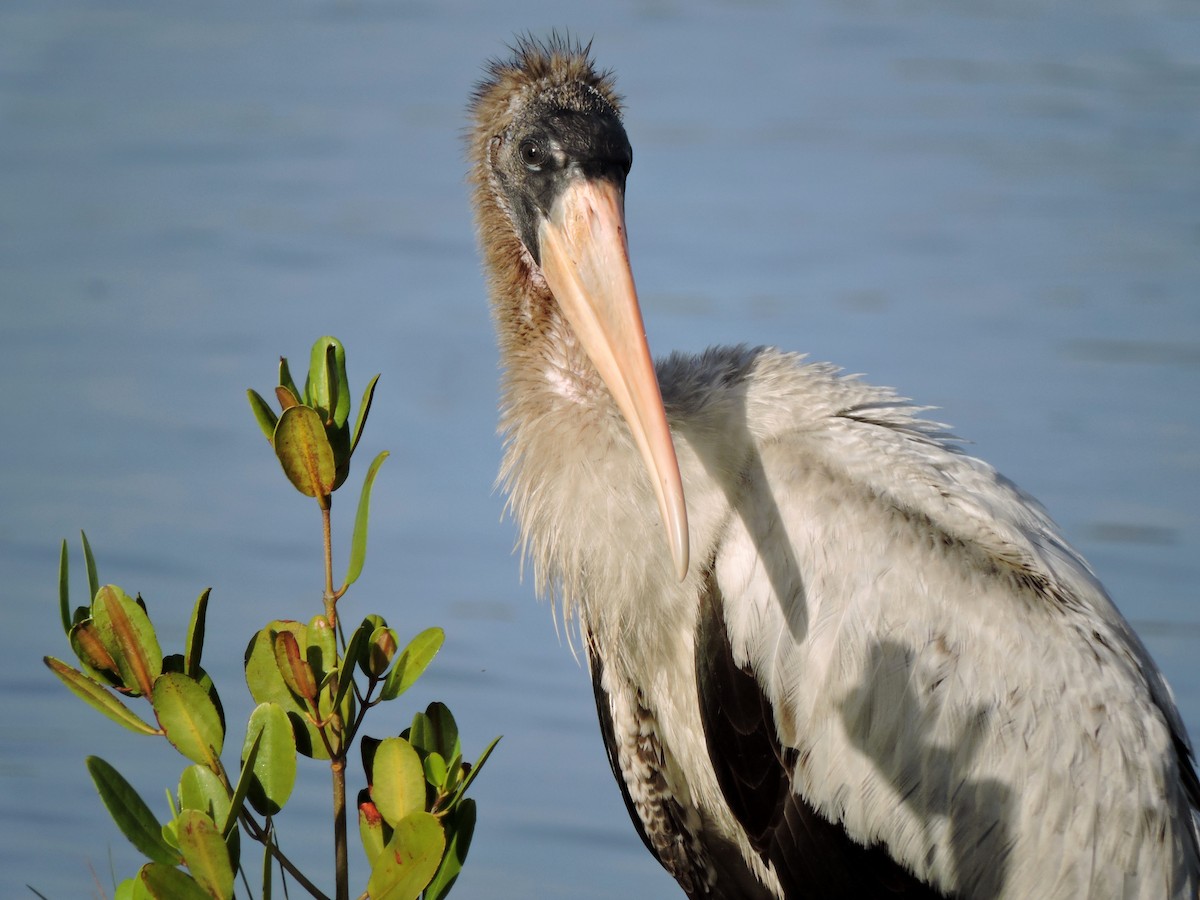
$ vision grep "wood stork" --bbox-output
[468,36,1200,899]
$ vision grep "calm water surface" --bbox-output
[2,1,1198,897]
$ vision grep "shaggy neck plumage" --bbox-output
[476,188,630,618]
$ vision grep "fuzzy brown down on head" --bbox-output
[467,36,625,333]
[468,34,623,165]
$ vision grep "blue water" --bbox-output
[2,2,1197,897]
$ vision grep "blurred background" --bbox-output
[2,1,1197,897]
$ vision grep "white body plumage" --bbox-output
[503,343,1200,899]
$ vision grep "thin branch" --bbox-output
[241,813,330,900]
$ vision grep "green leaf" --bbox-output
[307,614,336,683]
[259,831,273,900]
[349,372,380,458]
[423,798,477,900]
[44,656,160,735]
[58,539,71,635]
[445,751,463,791]
[358,790,387,866]
[278,355,301,406]
[453,735,502,807]
[365,811,445,900]
[273,405,336,504]
[184,589,211,679]
[354,615,387,677]
[335,619,371,713]
[371,738,427,826]
[244,624,328,760]
[225,729,260,838]
[306,336,349,427]
[133,863,211,900]
[242,703,296,817]
[306,336,353,490]
[179,764,231,827]
[411,702,459,763]
[93,584,163,697]
[423,752,448,790]
[176,809,234,900]
[161,656,226,740]
[86,756,179,865]
[345,450,389,589]
[81,530,99,606]
[380,627,444,702]
[246,389,279,443]
[151,672,225,770]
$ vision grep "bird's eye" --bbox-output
[519,139,545,170]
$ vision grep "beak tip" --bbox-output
[670,522,689,582]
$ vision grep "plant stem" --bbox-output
[333,755,349,900]
[322,505,337,629]
[320,501,350,900]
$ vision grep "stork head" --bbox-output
[469,36,689,581]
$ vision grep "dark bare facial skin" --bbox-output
[492,98,633,265]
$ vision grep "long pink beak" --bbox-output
[537,177,690,581]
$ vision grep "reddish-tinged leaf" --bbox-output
[94,585,162,697]
[44,656,160,736]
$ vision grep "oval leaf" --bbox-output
[66,620,122,686]
[371,738,427,826]
[423,752,448,791]
[134,863,211,900]
[86,756,179,866]
[152,672,224,770]
[94,584,163,697]
[367,626,399,679]
[244,624,327,760]
[366,811,445,900]
[273,405,336,501]
[45,656,160,735]
[161,656,226,740]
[242,702,297,816]
[176,809,234,900]
[179,764,231,827]
[306,336,349,426]
[411,702,459,763]
[354,615,388,677]
[380,627,444,702]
